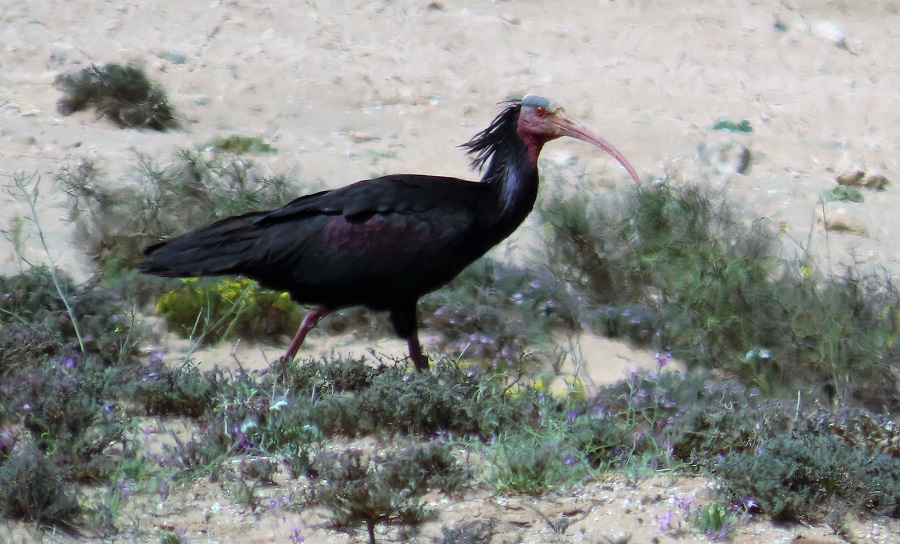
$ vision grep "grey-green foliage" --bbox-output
[55,63,177,130]
[539,179,899,409]
[0,266,142,367]
[312,444,465,544]
[60,151,292,269]
[714,432,900,521]
[0,443,81,529]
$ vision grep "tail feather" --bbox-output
[138,215,264,278]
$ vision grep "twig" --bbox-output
[8,172,86,353]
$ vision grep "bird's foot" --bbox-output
[271,354,295,383]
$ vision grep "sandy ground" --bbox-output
[1,0,899,542]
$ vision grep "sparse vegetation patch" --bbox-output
[4,153,898,541]
[539,179,899,410]
[55,63,177,130]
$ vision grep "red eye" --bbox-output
[535,106,548,117]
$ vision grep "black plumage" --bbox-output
[138,96,640,370]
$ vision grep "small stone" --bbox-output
[158,51,188,65]
[347,131,380,143]
[817,204,868,236]
[698,138,752,175]
[862,174,889,190]
[836,169,865,186]
[812,19,847,49]
[824,217,867,235]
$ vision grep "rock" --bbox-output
[834,169,890,191]
[158,51,188,65]
[823,216,867,235]
[862,173,889,190]
[812,19,848,49]
[816,203,868,236]
[836,169,865,186]
[698,138,752,175]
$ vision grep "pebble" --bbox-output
[862,174,889,190]
[697,138,752,175]
[816,203,868,236]
[812,19,847,48]
[836,169,864,186]
[834,169,890,191]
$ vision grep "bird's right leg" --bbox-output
[281,306,331,362]
[405,330,429,373]
[389,303,429,372]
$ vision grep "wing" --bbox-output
[139,174,490,308]
[262,174,480,222]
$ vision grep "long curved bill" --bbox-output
[553,113,641,186]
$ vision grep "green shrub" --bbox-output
[360,363,501,436]
[420,258,580,371]
[205,135,276,154]
[539,180,900,409]
[164,368,324,477]
[485,431,585,494]
[436,519,498,544]
[311,445,463,544]
[128,359,220,417]
[55,63,177,130]
[279,353,381,393]
[0,443,81,529]
[713,433,900,521]
[0,266,144,367]
[822,185,864,202]
[154,277,302,344]
[7,359,132,481]
[59,151,293,299]
[280,357,526,439]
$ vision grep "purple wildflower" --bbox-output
[289,525,305,543]
[157,483,171,499]
[116,480,132,500]
[59,354,77,368]
[148,348,166,365]
[657,510,674,533]
[734,496,758,512]
[707,521,731,541]
[655,350,672,368]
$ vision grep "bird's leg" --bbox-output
[406,331,429,372]
[281,306,331,362]
[389,303,429,372]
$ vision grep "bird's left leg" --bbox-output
[389,303,429,372]
[281,305,331,362]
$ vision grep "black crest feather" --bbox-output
[460,100,523,180]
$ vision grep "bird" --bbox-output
[138,95,640,371]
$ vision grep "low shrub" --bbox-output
[421,258,580,372]
[0,443,81,529]
[0,266,144,367]
[55,63,177,130]
[713,432,900,521]
[205,135,276,155]
[154,277,301,345]
[59,151,293,301]
[311,444,465,544]
[539,179,900,410]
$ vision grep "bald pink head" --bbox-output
[516,95,640,186]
